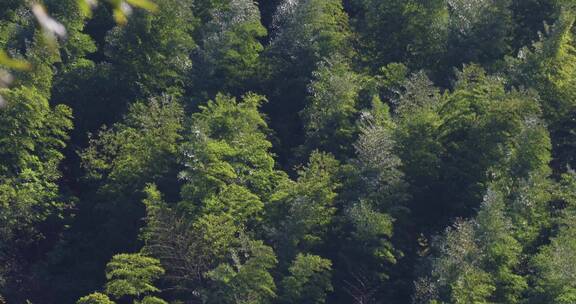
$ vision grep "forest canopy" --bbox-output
[1,0,576,303]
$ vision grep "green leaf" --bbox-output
[0,51,31,70]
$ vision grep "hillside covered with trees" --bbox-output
[2,0,576,303]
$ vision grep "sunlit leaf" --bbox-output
[125,0,158,12]
[78,0,98,18]
[113,8,129,25]
[77,0,157,25]
[0,51,31,71]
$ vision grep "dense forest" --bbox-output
[1,0,576,303]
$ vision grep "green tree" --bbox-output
[179,93,286,224]
[393,72,444,229]
[267,0,351,74]
[416,182,552,304]
[437,65,543,218]
[77,293,115,304]
[262,0,353,163]
[300,55,361,159]
[191,0,267,97]
[143,94,286,302]
[76,254,167,304]
[350,0,448,70]
[105,253,166,303]
[82,95,184,190]
[475,189,527,303]
[352,110,409,214]
[266,151,340,262]
[44,0,97,65]
[141,184,223,301]
[507,6,576,171]
[510,0,557,50]
[0,73,72,302]
[446,0,515,69]
[79,95,183,251]
[333,106,409,302]
[531,212,576,303]
[43,96,182,301]
[104,0,195,97]
[206,238,278,304]
[280,254,333,304]
[419,220,495,303]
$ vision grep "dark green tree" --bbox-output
[43,96,183,301]
[104,0,195,97]
[446,0,515,69]
[350,0,448,71]
[191,0,267,98]
[507,5,576,172]
[262,0,353,165]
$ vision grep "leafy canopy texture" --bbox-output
[3,1,576,304]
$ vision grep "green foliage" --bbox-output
[392,71,445,231]
[141,184,218,299]
[394,71,442,116]
[192,0,267,96]
[351,0,448,70]
[353,113,409,213]
[105,253,165,300]
[179,93,284,222]
[206,238,278,304]
[475,189,527,303]
[450,270,495,304]
[45,0,97,63]
[526,7,576,121]
[301,55,361,158]
[420,185,537,303]
[263,0,353,166]
[438,65,544,216]
[510,0,557,50]
[532,212,576,303]
[77,293,115,304]
[507,6,576,170]
[82,95,184,191]
[347,201,393,245]
[3,2,576,304]
[0,85,72,298]
[267,151,340,260]
[78,95,184,260]
[268,0,352,72]
[76,253,167,304]
[557,170,576,209]
[0,87,72,177]
[446,0,515,68]
[426,220,495,303]
[281,254,333,304]
[104,0,195,96]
